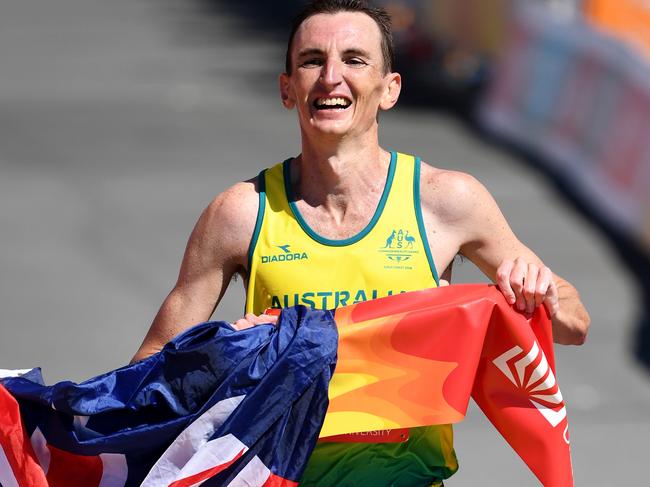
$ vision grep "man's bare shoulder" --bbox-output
[194,178,261,265]
[419,161,492,225]
[204,179,260,227]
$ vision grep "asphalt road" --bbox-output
[1,0,648,485]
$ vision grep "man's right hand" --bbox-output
[232,313,279,330]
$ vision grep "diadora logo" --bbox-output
[378,228,419,265]
[493,342,568,436]
[261,244,308,264]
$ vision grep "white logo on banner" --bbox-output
[493,342,567,430]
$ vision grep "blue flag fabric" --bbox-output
[0,305,337,486]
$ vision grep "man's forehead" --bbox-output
[292,12,383,54]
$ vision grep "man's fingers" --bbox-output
[232,318,254,330]
[246,313,279,325]
[257,314,279,325]
[544,279,560,317]
[244,313,265,325]
[232,313,279,330]
[523,263,539,314]
[439,279,450,287]
[510,258,527,311]
[244,313,259,322]
[535,266,553,308]
[497,258,558,316]
[496,259,516,304]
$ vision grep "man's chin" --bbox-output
[307,119,353,138]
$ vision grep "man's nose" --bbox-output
[320,59,343,87]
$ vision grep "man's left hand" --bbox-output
[496,257,560,316]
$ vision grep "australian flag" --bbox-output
[0,306,337,487]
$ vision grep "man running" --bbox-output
[132,1,590,485]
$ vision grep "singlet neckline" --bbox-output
[283,151,397,247]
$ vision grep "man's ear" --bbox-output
[279,73,295,109]
[379,72,401,111]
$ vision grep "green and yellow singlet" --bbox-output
[246,152,458,486]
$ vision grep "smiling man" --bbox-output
[132,1,589,485]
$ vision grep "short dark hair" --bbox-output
[285,0,395,75]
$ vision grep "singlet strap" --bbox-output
[414,157,440,286]
[247,168,267,274]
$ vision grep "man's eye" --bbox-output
[301,59,323,67]
[345,58,366,66]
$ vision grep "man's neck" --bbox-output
[294,132,390,211]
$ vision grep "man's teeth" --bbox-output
[316,97,350,107]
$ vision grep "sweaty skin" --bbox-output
[132,11,589,363]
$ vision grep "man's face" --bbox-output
[280,12,400,139]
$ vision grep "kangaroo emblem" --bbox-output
[384,230,396,248]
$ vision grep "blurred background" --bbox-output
[1,0,649,484]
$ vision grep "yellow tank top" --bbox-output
[246,151,439,314]
[245,151,457,485]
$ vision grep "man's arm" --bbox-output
[420,165,590,345]
[130,180,259,363]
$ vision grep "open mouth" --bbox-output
[313,97,352,110]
